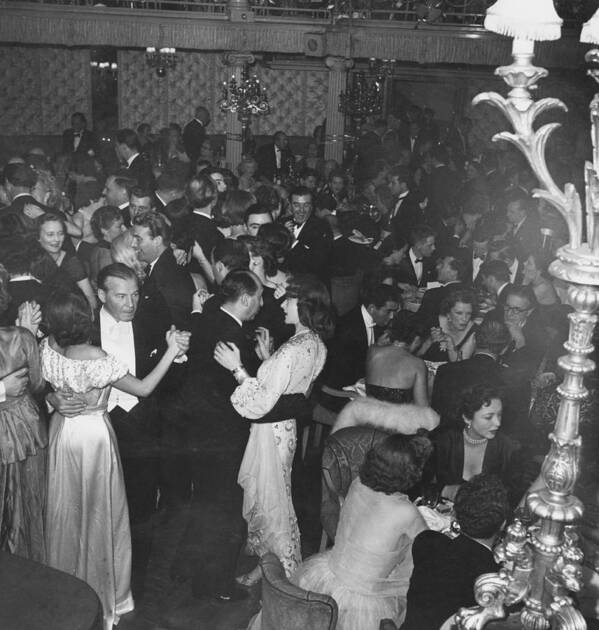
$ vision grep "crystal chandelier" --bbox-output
[218,64,270,129]
[454,3,598,628]
[145,47,177,78]
[339,71,385,123]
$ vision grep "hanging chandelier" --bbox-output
[145,47,177,78]
[218,64,270,129]
[339,72,385,122]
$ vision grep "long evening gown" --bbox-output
[40,339,134,630]
[231,329,326,576]
[0,327,46,562]
[292,478,426,630]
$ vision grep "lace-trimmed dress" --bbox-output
[231,329,326,577]
[40,339,134,630]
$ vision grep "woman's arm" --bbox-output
[113,327,182,397]
[191,241,215,284]
[76,278,98,312]
[413,360,429,407]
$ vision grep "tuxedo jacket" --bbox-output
[183,211,224,274]
[139,248,195,331]
[402,532,498,630]
[321,305,368,392]
[256,143,294,182]
[425,164,458,217]
[182,119,206,163]
[509,215,542,258]
[284,215,333,280]
[417,281,469,331]
[126,153,155,191]
[388,193,425,244]
[395,253,436,288]
[62,128,97,156]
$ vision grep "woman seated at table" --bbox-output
[365,311,428,406]
[418,289,476,363]
[289,434,431,630]
[431,383,525,504]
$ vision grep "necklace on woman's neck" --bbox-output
[463,428,488,446]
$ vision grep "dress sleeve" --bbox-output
[19,328,44,394]
[230,346,294,419]
[86,353,129,388]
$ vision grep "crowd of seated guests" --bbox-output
[0,100,594,630]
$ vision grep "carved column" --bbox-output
[222,51,254,173]
[324,56,353,163]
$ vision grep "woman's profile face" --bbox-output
[39,220,65,255]
[447,301,472,332]
[466,398,502,440]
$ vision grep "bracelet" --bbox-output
[231,365,245,375]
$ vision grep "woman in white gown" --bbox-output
[214,275,333,583]
[40,289,188,630]
[292,433,432,630]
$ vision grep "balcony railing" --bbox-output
[4,0,588,28]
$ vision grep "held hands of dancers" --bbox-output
[16,301,42,337]
[165,325,192,359]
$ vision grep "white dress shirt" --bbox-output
[126,153,140,167]
[391,190,409,220]
[275,146,282,170]
[100,307,138,412]
[220,306,243,328]
[409,248,424,284]
[360,305,376,347]
[73,131,82,151]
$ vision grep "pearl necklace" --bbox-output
[463,429,488,446]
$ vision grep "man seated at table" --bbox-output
[400,474,510,630]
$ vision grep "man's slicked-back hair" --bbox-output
[479,259,510,284]
[133,211,172,246]
[409,224,436,247]
[220,269,261,303]
[361,283,401,309]
[97,262,139,291]
[211,238,250,271]
[116,128,141,152]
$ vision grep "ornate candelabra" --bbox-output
[145,47,177,78]
[454,1,599,629]
[218,63,270,130]
[339,71,385,124]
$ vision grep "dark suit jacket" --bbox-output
[256,143,294,182]
[321,305,368,392]
[0,195,43,238]
[62,128,97,156]
[2,278,50,327]
[182,211,224,274]
[431,353,505,427]
[417,281,468,331]
[395,252,436,288]
[389,193,425,244]
[182,119,206,163]
[426,164,458,217]
[126,153,155,191]
[509,215,542,258]
[142,248,195,330]
[402,532,498,630]
[284,215,333,280]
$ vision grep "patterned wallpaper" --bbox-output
[118,50,328,137]
[0,46,91,135]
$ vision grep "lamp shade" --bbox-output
[484,0,562,41]
[581,8,599,45]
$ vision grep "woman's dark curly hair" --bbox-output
[285,274,334,340]
[359,433,433,495]
[241,235,279,278]
[43,289,92,347]
[454,474,510,539]
[440,288,477,317]
[460,383,504,421]
[257,222,292,263]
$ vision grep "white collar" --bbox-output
[126,153,139,167]
[497,281,509,296]
[409,248,423,265]
[100,306,133,329]
[156,192,168,206]
[119,201,129,210]
[397,190,409,201]
[194,118,204,126]
[275,145,281,152]
[513,217,526,233]
[12,192,32,200]
[193,209,212,219]
[360,304,375,329]
[220,306,243,328]
[10,274,40,283]
[147,255,160,275]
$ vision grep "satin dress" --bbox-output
[40,339,134,630]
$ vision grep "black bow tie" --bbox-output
[73,132,81,137]
[414,258,423,264]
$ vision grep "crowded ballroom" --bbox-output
[2,0,599,628]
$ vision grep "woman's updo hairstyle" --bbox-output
[439,288,477,317]
[460,383,504,422]
[285,274,334,339]
[44,289,92,347]
[359,433,433,495]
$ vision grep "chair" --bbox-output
[320,426,390,545]
[259,552,338,630]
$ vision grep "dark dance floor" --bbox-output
[119,437,323,630]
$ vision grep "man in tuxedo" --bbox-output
[505,190,541,258]
[424,144,458,221]
[387,165,425,244]
[244,204,273,237]
[103,173,136,227]
[399,120,427,165]
[132,211,195,330]
[167,270,310,601]
[116,128,155,192]
[417,254,469,330]
[284,186,333,281]
[0,163,42,238]
[62,112,97,157]
[319,283,401,412]
[154,171,185,212]
[431,318,511,428]
[479,259,512,313]
[183,106,210,163]
[256,131,294,183]
[396,224,437,288]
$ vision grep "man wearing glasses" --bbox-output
[284,186,333,281]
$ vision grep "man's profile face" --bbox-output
[132,225,161,264]
[246,212,272,237]
[369,300,400,328]
[103,177,128,207]
[416,236,436,258]
[99,276,140,322]
[291,194,312,225]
